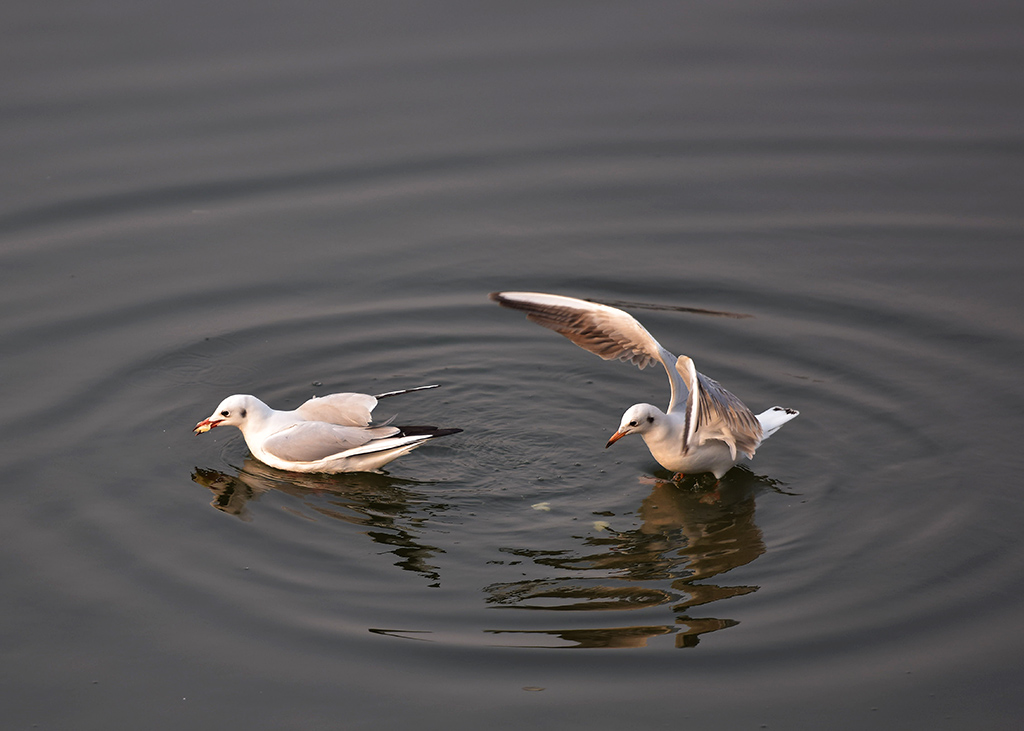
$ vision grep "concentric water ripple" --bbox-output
[3,6,1024,719]
[0,131,1019,671]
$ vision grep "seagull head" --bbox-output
[194,394,259,435]
[606,403,660,448]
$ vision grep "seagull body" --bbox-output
[194,385,461,473]
[491,292,798,479]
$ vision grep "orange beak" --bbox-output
[193,418,221,435]
[605,430,627,448]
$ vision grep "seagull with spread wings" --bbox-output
[491,292,798,479]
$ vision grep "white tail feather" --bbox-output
[756,406,799,439]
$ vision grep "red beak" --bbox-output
[605,430,627,448]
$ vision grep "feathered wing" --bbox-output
[490,291,688,412]
[294,392,378,426]
[260,422,399,463]
[335,433,436,458]
[675,355,763,460]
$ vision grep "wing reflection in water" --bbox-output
[191,459,450,584]
[485,468,787,648]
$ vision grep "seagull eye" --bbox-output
[220,410,229,417]
[629,420,638,427]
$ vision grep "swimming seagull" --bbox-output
[194,384,461,473]
[491,292,798,479]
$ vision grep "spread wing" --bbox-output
[260,422,398,463]
[294,392,378,427]
[490,291,687,412]
[676,355,762,460]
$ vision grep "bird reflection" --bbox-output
[485,467,785,648]
[191,459,449,584]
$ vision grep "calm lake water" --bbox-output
[3,1,1023,729]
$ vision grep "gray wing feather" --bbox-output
[294,393,378,426]
[261,422,398,462]
[677,356,762,459]
[491,291,662,368]
[491,291,688,411]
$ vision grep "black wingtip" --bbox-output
[396,426,463,438]
[433,428,463,438]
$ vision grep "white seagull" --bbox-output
[194,384,461,473]
[491,292,798,479]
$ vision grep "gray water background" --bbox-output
[3,1,1023,728]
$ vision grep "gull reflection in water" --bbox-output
[485,468,790,648]
[191,458,450,585]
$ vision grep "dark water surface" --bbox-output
[3,1,1023,729]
